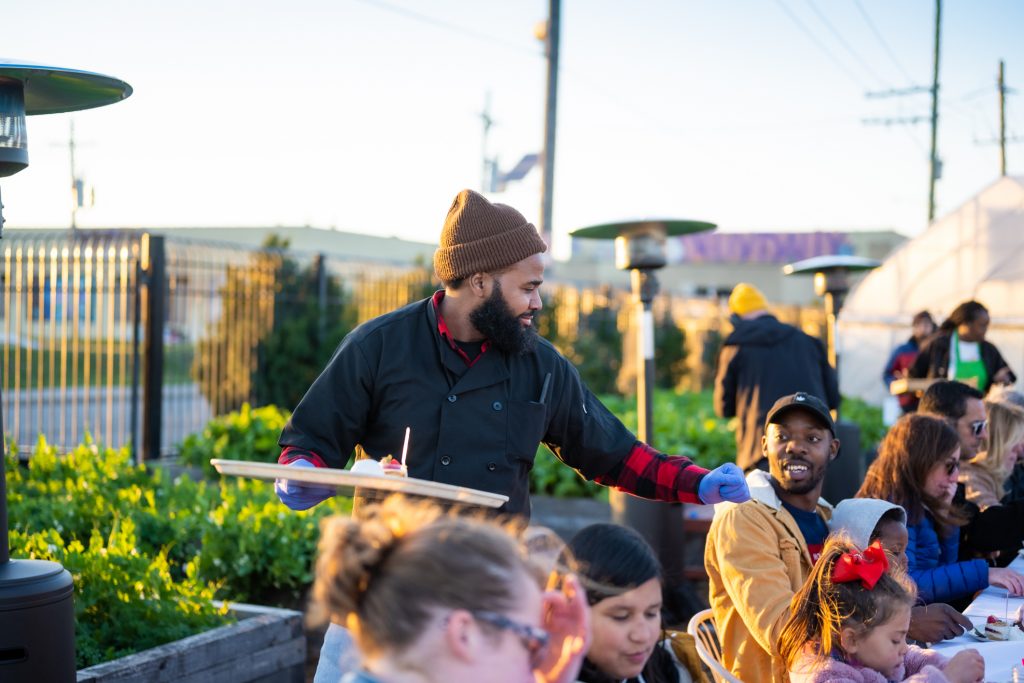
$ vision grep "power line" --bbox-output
[352,0,541,58]
[954,84,998,102]
[803,0,889,87]
[866,86,932,99]
[772,0,870,91]
[852,0,916,85]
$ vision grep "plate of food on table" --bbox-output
[968,610,1024,642]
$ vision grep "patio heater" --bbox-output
[0,61,131,681]
[782,255,880,503]
[570,218,715,621]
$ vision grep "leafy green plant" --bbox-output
[8,433,353,667]
[195,478,351,602]
[11,523,229,670]
[840,395,886,453]
[178,403,290,477]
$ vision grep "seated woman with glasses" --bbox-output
[856,414,1024,607]
[962,398,1024,509]
[558,523,707,683]
[310,496,590,683]
[956,396,1024,565]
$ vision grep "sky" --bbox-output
[2,0,1022,259]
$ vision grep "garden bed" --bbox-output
[77,602,305,683]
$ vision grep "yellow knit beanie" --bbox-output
[728,283,768,316]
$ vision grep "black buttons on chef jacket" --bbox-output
[492,401,503,411]
[447,394,457,403]
[440,455,452,466]
[487,462,497,471]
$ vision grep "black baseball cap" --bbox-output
[765,392,835,434]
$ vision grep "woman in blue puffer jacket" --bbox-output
[857,413,1024,604]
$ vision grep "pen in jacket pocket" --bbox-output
[538,372,551,404]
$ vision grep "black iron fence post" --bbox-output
[315,252,327,343]
[142,234,166,461]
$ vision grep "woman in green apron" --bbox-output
[910,300,1015,394]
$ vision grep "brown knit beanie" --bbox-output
[433,189,548,282]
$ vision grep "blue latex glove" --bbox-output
[697,463,750,504]
[274,459,336,510]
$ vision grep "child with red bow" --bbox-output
[779,534,985,683]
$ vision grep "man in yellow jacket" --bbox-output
[704,392,839,682]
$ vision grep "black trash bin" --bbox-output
[0,559,75,682]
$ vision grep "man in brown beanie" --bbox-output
[276,188,750,679]
[277,187,748,514]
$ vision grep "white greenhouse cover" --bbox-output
[839,175,1024,406]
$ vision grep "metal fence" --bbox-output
[1,233,143,454]
[0,229,824,459]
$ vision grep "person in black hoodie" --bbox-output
[713,283,839,471]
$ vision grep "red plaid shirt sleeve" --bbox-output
[594,441,709,503]
[278,446,328,469]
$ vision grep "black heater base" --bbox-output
[0,559,75,682]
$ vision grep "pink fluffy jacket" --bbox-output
[789,645,950,683]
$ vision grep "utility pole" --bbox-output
[539,0,560,248]
[927,0,941,223]
[999,60,1007,176]
[863,2,942,226]
[480,92,494,193]
[972,61,1020,173]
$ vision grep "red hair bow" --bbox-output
[831,540,889,590]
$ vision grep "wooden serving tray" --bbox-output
[211,459,508,508]
[889,378,938,395]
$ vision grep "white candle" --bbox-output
[401,427,410,467]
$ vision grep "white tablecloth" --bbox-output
[929,555,1024,681]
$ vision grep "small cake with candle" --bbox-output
[350,459,385,477]
[380,455,408,477]
[985,615,1010,640]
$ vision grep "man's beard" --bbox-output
[469,282,538,355]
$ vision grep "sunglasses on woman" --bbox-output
[471,610,550,667]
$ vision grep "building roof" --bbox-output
[571,229,906,265]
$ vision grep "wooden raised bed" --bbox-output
[77,602,305,683]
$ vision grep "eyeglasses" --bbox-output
[471,610,550,667]
[970,420,987,438]
[945,459,961,476]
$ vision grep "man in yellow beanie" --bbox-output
[727,282,768,317]
[277,189,751,679]
[713,282,839,471]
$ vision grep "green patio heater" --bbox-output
[0,60,132,681]
[571,218,715,621]
[783,254,880,504]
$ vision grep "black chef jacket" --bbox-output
[279,295,636,517]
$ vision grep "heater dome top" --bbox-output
[0,60,132,115]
